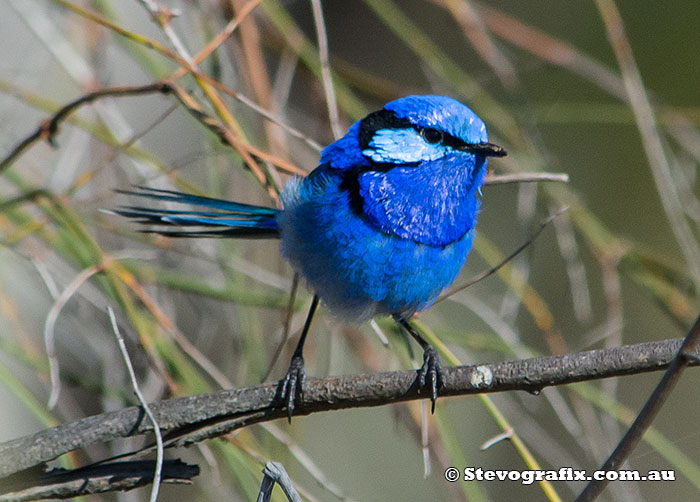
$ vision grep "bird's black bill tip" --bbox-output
[463,142,507,158]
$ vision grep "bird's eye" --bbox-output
[420,128,443,145]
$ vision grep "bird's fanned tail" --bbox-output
[112,186,280,238]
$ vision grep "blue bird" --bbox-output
[114,95,506,419]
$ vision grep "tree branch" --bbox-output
[0,460,198,502]
[0,337,695,485]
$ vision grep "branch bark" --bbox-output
[0,460,198,502]
[0,337,695,485]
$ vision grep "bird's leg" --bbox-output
[280,295,319,422]
[394,316,444,413]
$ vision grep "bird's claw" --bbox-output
[417,346,444,413]
[280,354,306,422]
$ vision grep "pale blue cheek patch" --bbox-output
[363,128,448,163]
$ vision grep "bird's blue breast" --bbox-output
[278,168,476,321]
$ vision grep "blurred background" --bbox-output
[1,1,699,501]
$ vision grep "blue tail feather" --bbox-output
[114,186,280,238]
[115,186,279,215]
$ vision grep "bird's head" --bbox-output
[358,95,505,165]
[319,95,506,246]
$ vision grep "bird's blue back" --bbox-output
[278,95,490,321]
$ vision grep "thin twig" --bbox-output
[551,205,592,322]
[420,401,430,477]
[480,428,513,450]
[262,273,301,382]
[136,0,190,61]
[44,265,102,409]
[369,319,390,346]
[211,80,322,153]
[484,172,569,185]
[310,0,342,139]
[436,208,566,303]
[443,0,518,90]
[257,462,302,502]
[108,307,164,502]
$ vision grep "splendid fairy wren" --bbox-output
[115,95,506,419]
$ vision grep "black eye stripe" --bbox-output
[442,133,470,149]
[359,108,471,151]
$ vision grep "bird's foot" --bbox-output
[417,346,444,413]
[280,354,306,422]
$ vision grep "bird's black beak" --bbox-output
[461,142,507,157]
